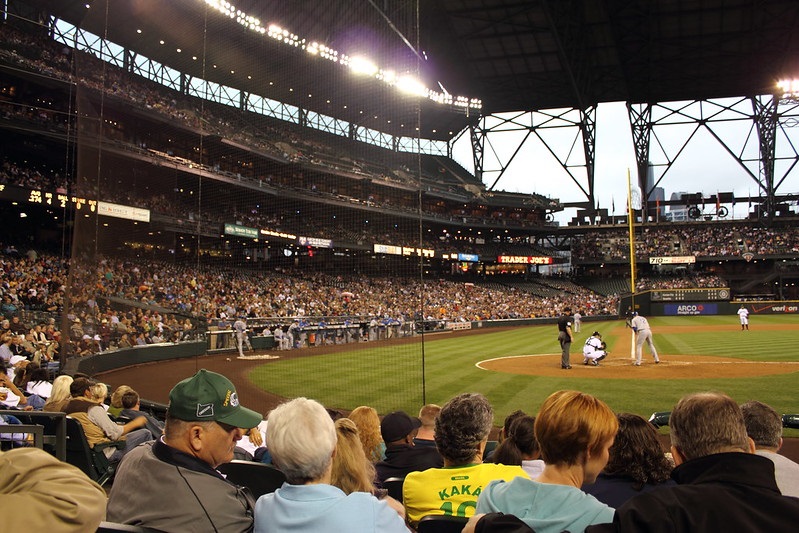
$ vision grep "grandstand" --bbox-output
[4,9,799,529]
[1,0,798,418]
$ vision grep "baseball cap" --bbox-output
[9,355,26,365]
[592,331,601,337]
[168,369,262,429]
[381,410,421,443]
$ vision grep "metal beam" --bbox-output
[479,107,596,206]
[753,95,778,224]
[626,96,799,223]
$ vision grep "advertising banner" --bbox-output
[664,303,718,316]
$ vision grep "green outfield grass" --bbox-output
[248,315,799,430]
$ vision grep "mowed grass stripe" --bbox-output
[247,315,799,425]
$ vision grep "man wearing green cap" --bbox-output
[107,369,263,532]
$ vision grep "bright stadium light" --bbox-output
[349,56,378,76]
[381,70,397,83]
[396,75,426,97]
[199,0,482,110]
[778,78,799,98]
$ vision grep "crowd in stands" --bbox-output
[4,362,798,532]
[572,224,799,262]
[0,23,556,231]
[0,245,620,358]
[634,273,726,292]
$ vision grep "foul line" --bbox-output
[476,353,554,370]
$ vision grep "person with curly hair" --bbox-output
[403,393,528,525]
[582,413,675,507]
[348,406,384,463]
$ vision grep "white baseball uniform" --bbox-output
[631,314,659,365]
[738,307,749,326]
[583,335,607,364]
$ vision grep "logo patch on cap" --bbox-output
[197,403,214,418]
[230,392,239,407]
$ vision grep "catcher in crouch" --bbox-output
[583,331,608,366]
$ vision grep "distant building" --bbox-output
[669,191,689,222]
[645,164,665,219]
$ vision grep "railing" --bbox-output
[0,410,66,460]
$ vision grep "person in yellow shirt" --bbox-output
[403,393,528,525]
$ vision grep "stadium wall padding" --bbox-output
[65,341,207,376]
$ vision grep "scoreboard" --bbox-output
[650,288,731,302]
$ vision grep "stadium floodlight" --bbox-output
[396,75,426,97]
[349,56,378,76]
[200,0,482,110]
[778,78,799,98]
[381,70,397,83]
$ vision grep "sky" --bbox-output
[451,100,799,224]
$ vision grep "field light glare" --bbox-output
[397,75,426,97]
[350,56,378,76]
[205,0,482,109]
[777,79,799,97]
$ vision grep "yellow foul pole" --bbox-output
[627,169,637,361]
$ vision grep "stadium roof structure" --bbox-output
[41,0,799,117]
[21,0,799,218]
[423,0,799,113]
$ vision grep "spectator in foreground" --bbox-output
[413,403,440,448]
[348,405,384,463]
[375,410,443,484]
[0,447,106,531]
[490,415,545,479]
[582,413,674,507]
[254,397,408,532]
[107,369,262,532]
[331,417,405,517]
[586,392,799,532]
[473,390,616,533]
[741,400,799,497]
[486,409,527,462]
[403,393,528,525]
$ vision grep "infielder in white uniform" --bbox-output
[582,331,608,366]
[630,312,660,366]
[737,305,750,331]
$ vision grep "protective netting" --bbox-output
[63,0,443,413]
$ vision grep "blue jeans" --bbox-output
[110,428,154,462]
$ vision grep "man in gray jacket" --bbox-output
[107,369,263,532]
[741,400,799,497]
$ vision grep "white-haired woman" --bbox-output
[254,397,408,533]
